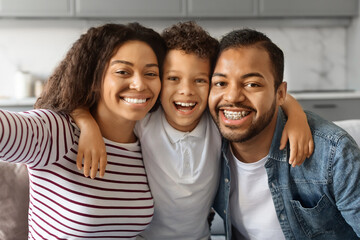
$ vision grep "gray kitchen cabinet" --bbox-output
[187,0,257,17]
[0,0,75,17]
[259,0,358,17]
[75,0,186,18]
[298,98,360,121]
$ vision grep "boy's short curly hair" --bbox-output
[161,21,219,70]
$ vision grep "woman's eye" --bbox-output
[145,72,158,77]
[116,70,129,75]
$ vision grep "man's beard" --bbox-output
[215,99,276,143]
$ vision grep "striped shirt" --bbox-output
[0,109,153,239]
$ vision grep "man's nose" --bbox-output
[223,86,245,103]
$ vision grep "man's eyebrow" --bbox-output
[241,72,264,79]
[212,72,226,78]
[110,60,158,68]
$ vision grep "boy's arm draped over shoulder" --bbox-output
[71,107,107,179]
[280,94,314,167]
[0,109,75,168]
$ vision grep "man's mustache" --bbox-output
[216,103,256,113]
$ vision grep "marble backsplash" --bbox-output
[0,20,348,98]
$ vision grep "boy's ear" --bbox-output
[276,81,287,106]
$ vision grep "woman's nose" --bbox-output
[129,74,146,91]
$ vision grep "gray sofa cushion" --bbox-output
[0,162,29,240]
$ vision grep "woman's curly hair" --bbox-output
[161,21,219,71]
[35,23,166,114]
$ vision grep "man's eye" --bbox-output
[214,81,226,87]
[245,83,259,88]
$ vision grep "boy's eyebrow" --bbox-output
[111,60,158,68]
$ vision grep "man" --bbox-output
[209,28,360,240]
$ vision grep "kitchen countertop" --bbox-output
[0,97,37,107]
[288,90,360,100]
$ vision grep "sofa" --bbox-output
[1,119,359,240]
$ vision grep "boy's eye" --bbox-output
[167,76,179,81]
[195,78,208,84]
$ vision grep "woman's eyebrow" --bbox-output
[110,60,133,66]
[110,60,158,68]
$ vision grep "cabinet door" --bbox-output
[259,0,358,17]
[187,0,257,17]
[75,0,186,18]
[0,0,74,17]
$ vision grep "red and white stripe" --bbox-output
[0,109,153,239]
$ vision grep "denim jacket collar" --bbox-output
[267,108,289,163]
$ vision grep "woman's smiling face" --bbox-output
[97,40,161,123]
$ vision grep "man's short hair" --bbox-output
[219,28,284,89]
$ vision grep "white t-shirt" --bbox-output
[135,108,222,240]
[228,146,285,240]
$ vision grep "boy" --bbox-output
[73,22,313,239]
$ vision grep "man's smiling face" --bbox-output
[209,46,285,143]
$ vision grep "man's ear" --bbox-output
[276,81,287,106]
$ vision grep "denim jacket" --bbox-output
[213,109,360,240]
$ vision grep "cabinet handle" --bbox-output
[313,104,337,109]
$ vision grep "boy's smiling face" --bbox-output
[161,49,211,132]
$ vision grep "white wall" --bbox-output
[348,3,360,90]
[0,18,352,98]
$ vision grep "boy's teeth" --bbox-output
[175,102,196,107]
[223,110,249,120]
[123,98,147,104]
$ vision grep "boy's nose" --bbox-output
[178,81,194,95]
[129,75,146,91]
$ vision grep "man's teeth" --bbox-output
[123,98,147,104]
[175,102,196,107]
[223,110,249,120]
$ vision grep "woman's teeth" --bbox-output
[175,102,196,107]
[224,110,249,120]
[123,97,147,104]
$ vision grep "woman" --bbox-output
[0,23,166,239]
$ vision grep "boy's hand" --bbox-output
[71,107,107,178]
[280,113,314,167]
[76,133,107,179]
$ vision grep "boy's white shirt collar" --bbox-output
[161,108,207,144]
